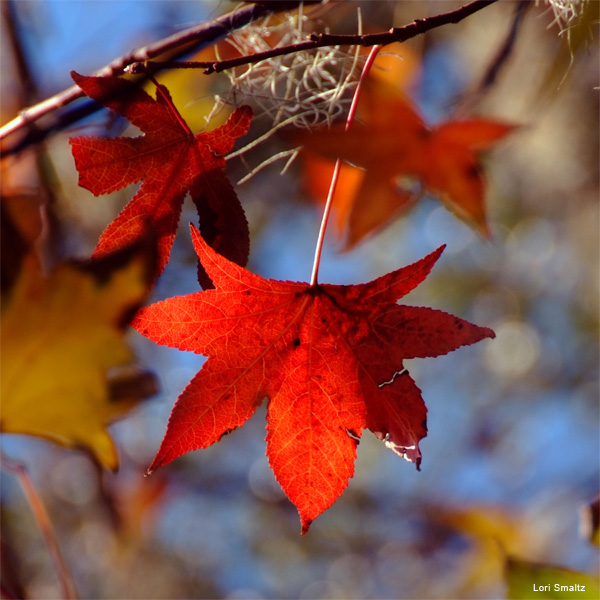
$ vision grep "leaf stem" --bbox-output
[1,453,79,600]
[310,45,381,287]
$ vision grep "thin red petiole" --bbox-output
[310,45,381,287]
[1,453,79,599]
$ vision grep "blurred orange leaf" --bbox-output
[297,78,515,248]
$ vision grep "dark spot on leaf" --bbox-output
[306,284,323,297]
[293,337,300,347]
[246,290,251,295]
[467,163,482,178]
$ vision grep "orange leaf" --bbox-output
[302,156,365,235]
[297,78,515,248]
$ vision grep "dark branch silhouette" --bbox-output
[1,0,499,156]
[137,0,499,75]
[0,1,276,150]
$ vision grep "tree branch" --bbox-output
[1,0,499,155]
[0,1,276,147]
[458,0,530,114]
[139,0,499,75]
[1,454,78,599]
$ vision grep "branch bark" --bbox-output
[140,0,499,75]
[0,1,275,147]
[1,0,499,155]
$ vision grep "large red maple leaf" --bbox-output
[69,72,252,285]
[133,226,494,533]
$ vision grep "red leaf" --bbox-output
[133,226,494,533]
[69,72,252,285]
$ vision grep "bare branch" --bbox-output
[1,454,78,599]
[142,0,499,75]
[0,1,276,146]
[1,0,499,154]
[458,0,530,114]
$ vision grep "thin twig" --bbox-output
[1,453,79,599]
[478,0,530,91]
[458,0,530,114]
[237,147,301,184]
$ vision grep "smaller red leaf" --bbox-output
[69,72,252,283]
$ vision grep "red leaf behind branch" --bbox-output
[69,72,252,286]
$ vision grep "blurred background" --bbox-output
[1,1,598,598]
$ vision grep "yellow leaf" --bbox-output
[1,244,156,470]
[148,42,238,131]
